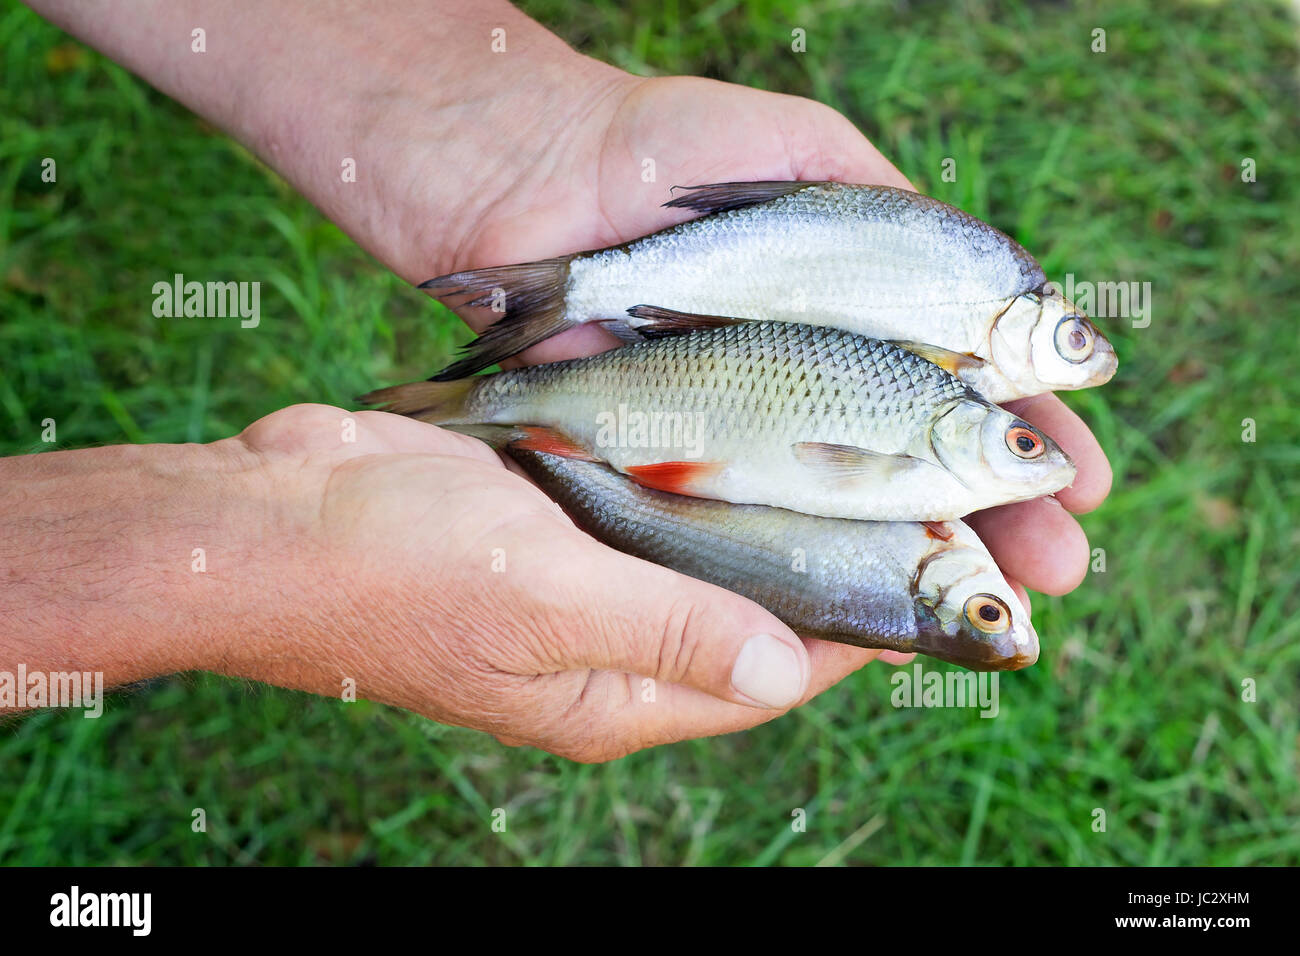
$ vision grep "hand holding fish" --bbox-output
[0,403,878,761]
[396,71,1115,597]
[27,0,1110,596]
[14,0,1114,758]
[232,405,884,760]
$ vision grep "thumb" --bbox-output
[781,96,915,191]
[546,538,812,710]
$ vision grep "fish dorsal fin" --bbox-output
[792,441,933,485]
[620,305,751,339]
[662,181,818,215]
[888,340,986,376]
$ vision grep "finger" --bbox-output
[501,320,624,371]
[966,496,1090,596]
[875,650,917,667]
[801,639,884,695]
[780,95,915,191]
[544,671,792,760]
[1008,580,1033,619]
[351,410,504,464]
[539,536,812,710]
[550,644,879,761]
[1001,393,1113,514]
[554,635,901,760]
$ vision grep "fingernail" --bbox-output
[876,651,917,667]
[731,634,805,709]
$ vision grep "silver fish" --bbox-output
[508,447,1038,671]
[422,181,1116,401]
[361,321,1076,522]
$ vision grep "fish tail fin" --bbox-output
[357,378,477,423]
[420,257,573,380]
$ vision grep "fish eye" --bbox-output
[965,594,1012,634]
[1054,315,1095,363]
[1005,423,1045,459]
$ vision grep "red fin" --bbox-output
[922,520,955,541]
[625,461,722,496]
[509,426,599,462]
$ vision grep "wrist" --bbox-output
[335,35,637,281]
[0,437,301,689]
[200,0,636,281]
[28,0,639,280]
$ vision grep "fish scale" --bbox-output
[468,322,967,452]
[507,449,1039,671]
[359,320,1071,522]
[570,184,1041,324]
[364,321,1074,520]
[422,182,1115,399]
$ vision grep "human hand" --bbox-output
[23,0,1111,595]
[416,73,1114,604]
[0,401,881,759]
[22,0,1112,734]
[225,404,881,760]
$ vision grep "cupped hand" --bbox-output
[424,74,1113,614]
[230,404,878,761]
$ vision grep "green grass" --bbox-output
[2,0,1298,865]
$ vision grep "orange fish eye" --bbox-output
[965,594,1011,634]
[1005,424,1044,459]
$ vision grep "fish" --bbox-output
[503,446,1038,671]
[360,321,1076,522]
[420,181,1117,401]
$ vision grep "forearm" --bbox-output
[0,439,294,696]
[27,0,628,279]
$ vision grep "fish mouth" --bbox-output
[911,597,1039,671]
[913,626,1039,671]
[1088,332,1119,386]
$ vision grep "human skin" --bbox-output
[7,1,1112,760]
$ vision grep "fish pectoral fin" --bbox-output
[625,460,723,496]
[792,441,932,486]
[446,423,599,462]
[591,318,649,344]
[620,305,751,339]
[444,424,521,449]
[921,520,955,541]
[887,341,986,376]
[507,426,602,462]
[662,181,816,214]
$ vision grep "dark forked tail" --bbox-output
[420,257,573,380]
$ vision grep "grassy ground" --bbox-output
[1,0,1297,865]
